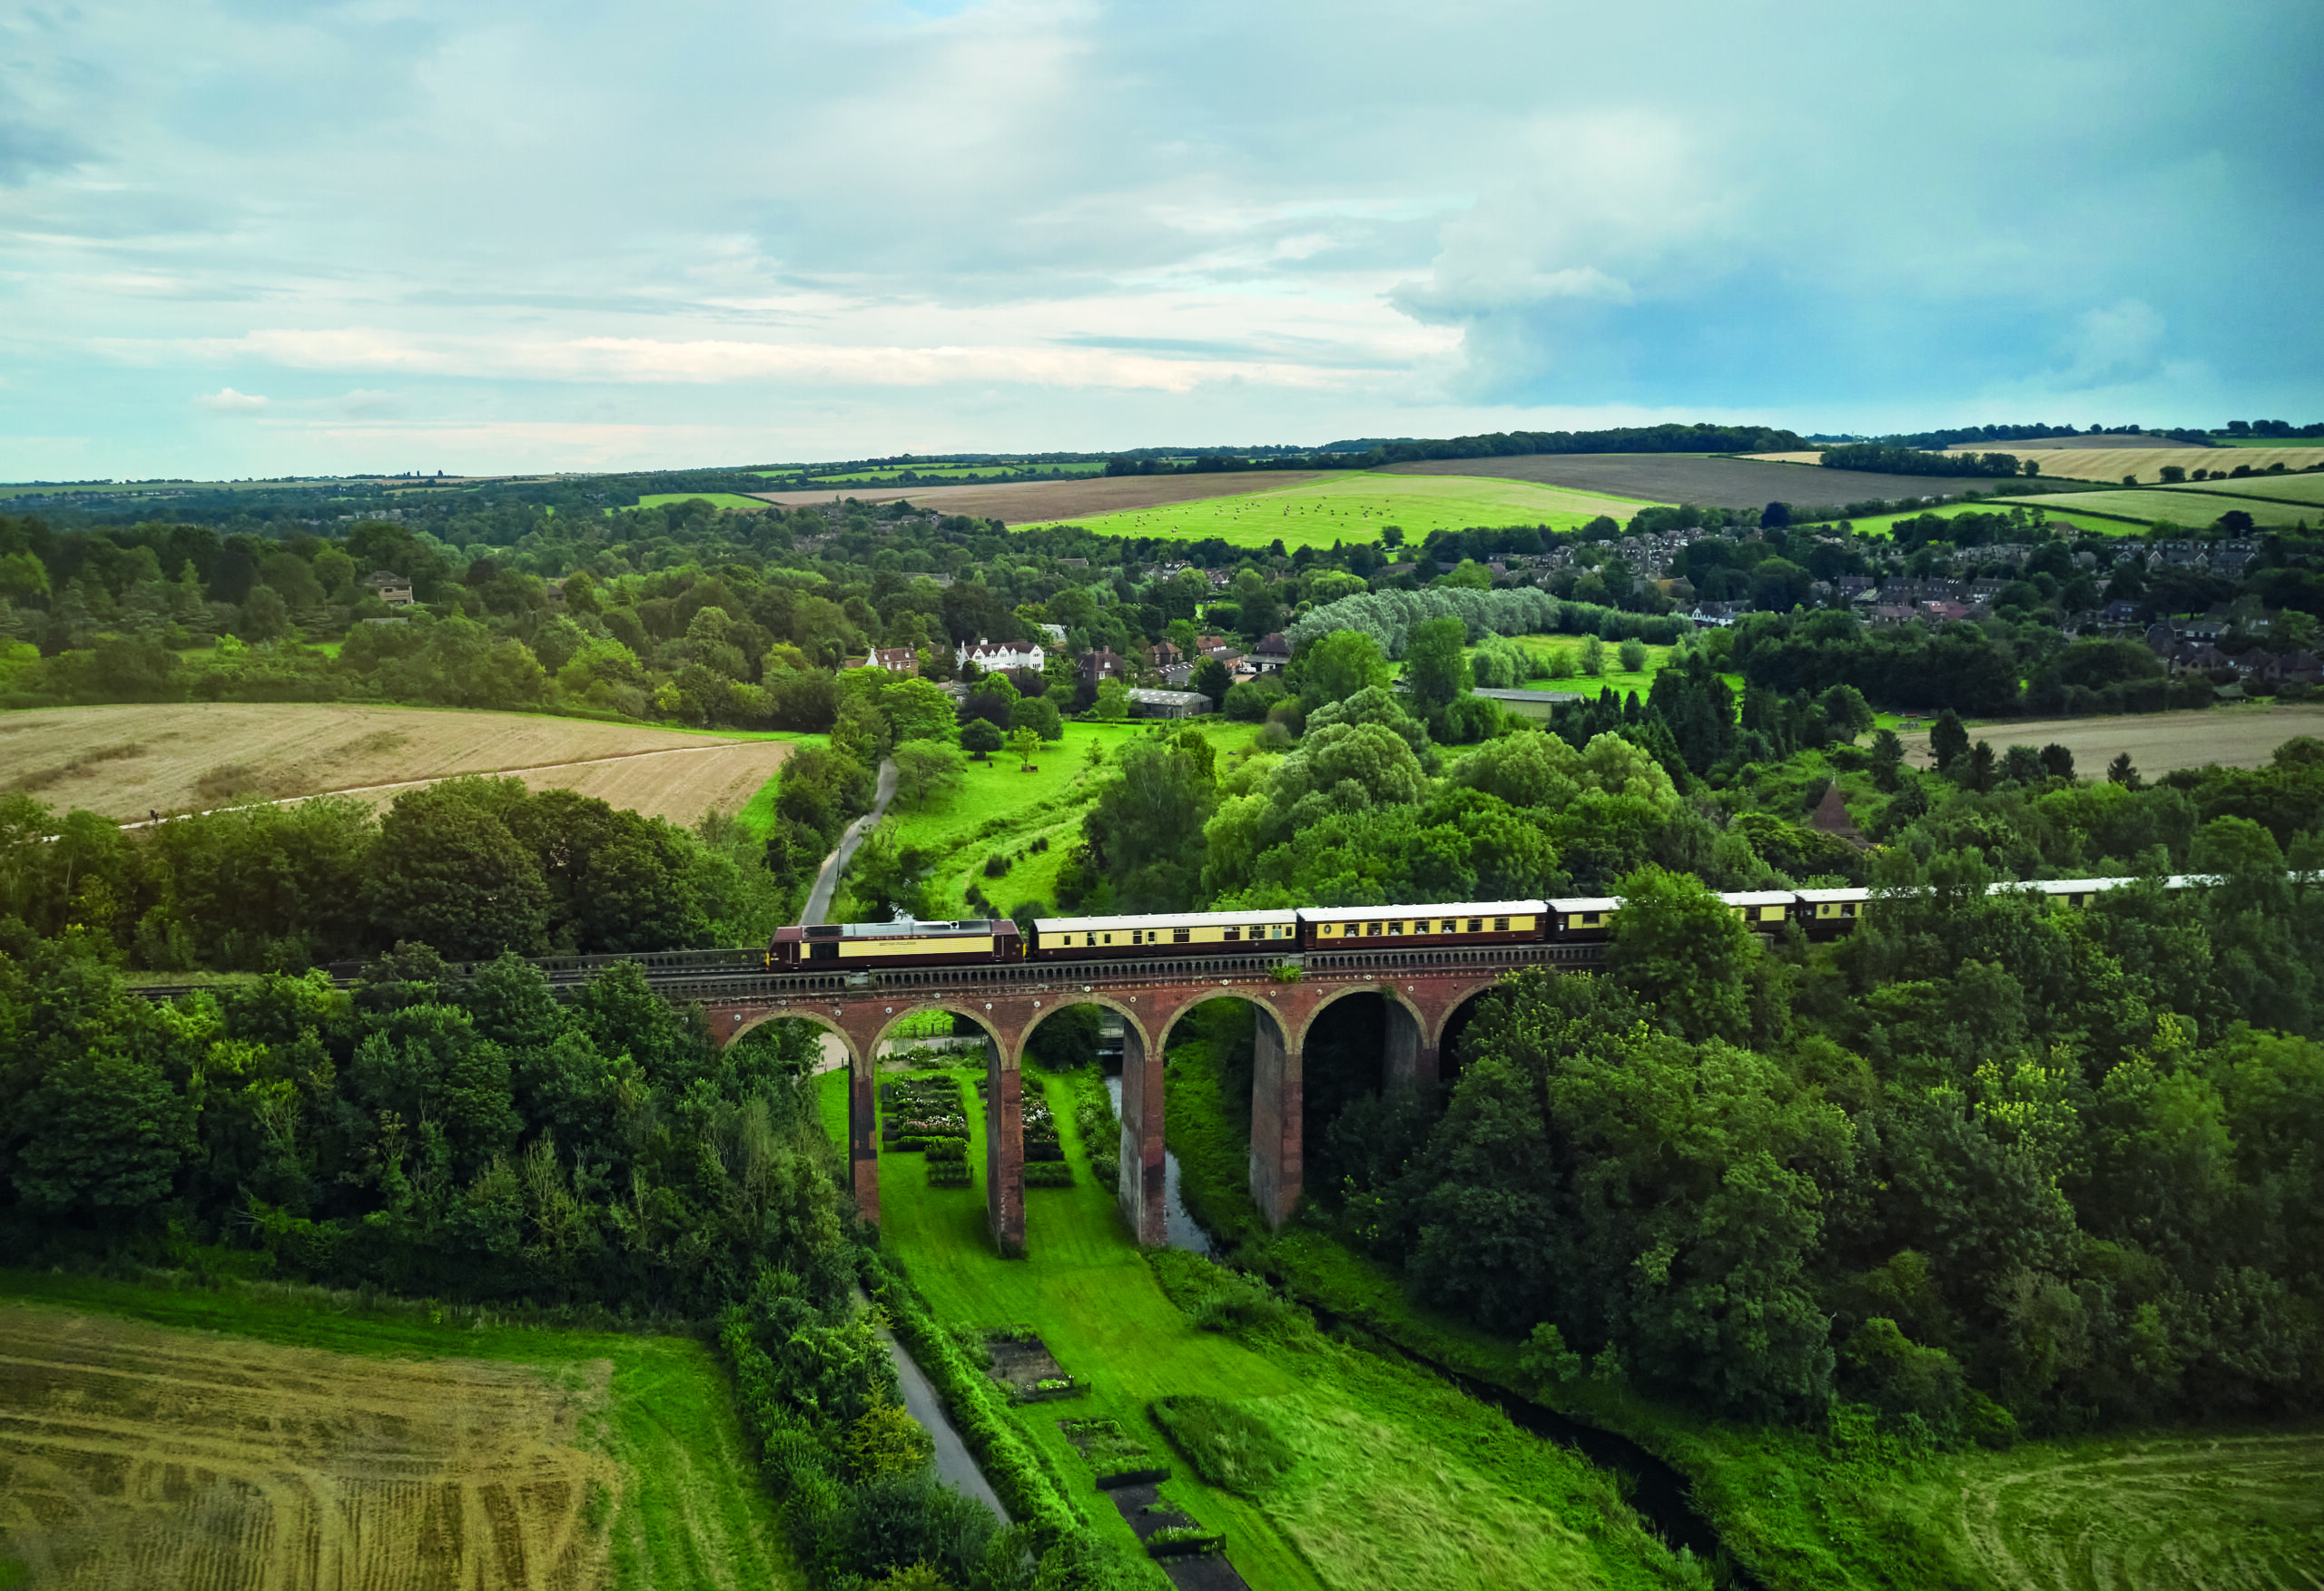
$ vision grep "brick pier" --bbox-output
[684,943,1601,1255]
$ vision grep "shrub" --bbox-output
[927,1160,972,1188]
[1187,1270,1292,1338]
[1145,1525,1226,1557]
[1022,1160,1074,1187]
[1150,1396,1295,1496]
[924,1137,967,1163]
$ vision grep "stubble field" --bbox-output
[0,1292,798,1591]
[1887,447,2324,484]
[1384,452,1986,507]
[0,704,794,827]
[1898,704,2324,774]
[748,468,1339,522]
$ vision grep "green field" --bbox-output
[815,1059,1692,1591]
[1843,499,2146,538]
[635,491,773,512]
[1508,637,1676,701]
[1039,471,1659,549]
[860,718,1260,919]
[0,1270,800,1591]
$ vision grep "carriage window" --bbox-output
[1467,918,1482,932]
[1389,921,1404,935]
[1174,928,1191,944]
[1494,917,1509,931]
[1365,922,1382,937]
[1224,927,1240,940]
[1841,904,1856,917]
[1582,912,1600,926]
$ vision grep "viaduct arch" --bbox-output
[698,942,1598,1256]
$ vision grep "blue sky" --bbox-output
[2,0,2318,478]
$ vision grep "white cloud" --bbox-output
[194,387,269,411]
[2058,299,2168,385]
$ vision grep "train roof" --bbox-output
[1297,900,1549,923]
[786,918,1012,940]
[1794,887,1872,904]
[1725,890,1798,908]
[1548,896,1622,914]
[1036,908,1296,934]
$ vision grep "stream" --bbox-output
[1103,1075,1216,1257]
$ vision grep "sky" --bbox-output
[2,0,2319,479]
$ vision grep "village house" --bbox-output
[867,646,919,676]
[362,571,415,608]
[1080,648,1129,685]
[956,637,1045,673]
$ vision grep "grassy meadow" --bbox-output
[848,717,1263,920]
[634,491,775,512]
[815,1058,1696,1591]
[0,1271,800,1591]
[1984,488,2317,528]
[1036,471,1659,549]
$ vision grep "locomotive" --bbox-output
[763,877,2190,971]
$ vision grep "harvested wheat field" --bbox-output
[0,704,793,827]
[0,1301,618,1590]
[748,467,1339,522]
[1748,447,2324,484]
[1899,704,2324,775]
[0,1294,796,1591]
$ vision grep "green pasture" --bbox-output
[816,1056,1686,1591]
[1038,471,1659,550]
[1841,499,2143,538]
[861,718,1260,920]
[634,491,773,512]
[0,1270,802,1590]
[1507,637,1676,701]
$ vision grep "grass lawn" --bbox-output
[1038,471,1659,550]
[1506,637,1676,701]
[0,1270,801,1590]
[863,719,1263,919]
[635,491,774,512]
[821,1060,1688,1591]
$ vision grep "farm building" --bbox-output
[1128,688,1213,720]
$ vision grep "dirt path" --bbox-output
[799,758,898,925]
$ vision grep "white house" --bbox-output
[957,637,1046,673]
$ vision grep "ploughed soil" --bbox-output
[749,470,1337,524]
[0,702,790,828]
[1380,452,1989,508]
[0,1301,619,1591]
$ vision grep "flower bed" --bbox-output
[1059,1418,1170,1489]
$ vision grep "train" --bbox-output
[764,876,2196,971]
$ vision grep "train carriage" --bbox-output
[1031,909,1299,959]
[1794,886,1871,937]
[1301,900,1547,950]
[1548,897,1623,941]
[769,918,1022,967]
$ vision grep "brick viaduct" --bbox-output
[667,940,1607,1257]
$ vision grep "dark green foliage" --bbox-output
[1021,1161,1075,1186]
[0,942,842,1315]
[1149,1396,1295,1495]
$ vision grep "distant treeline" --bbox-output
[1820,444,2033,478]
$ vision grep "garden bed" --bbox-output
[1105,1480,1246,1586]
[986,1331,1086,1401]
[1058,1417,1171,1488]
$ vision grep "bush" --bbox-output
[1187,1270,1293,1339]
[924,1138,966,1163]
[1022,1160,1074,1187]
[1150,1395,1295,1495]
[927,1159,972,1188]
